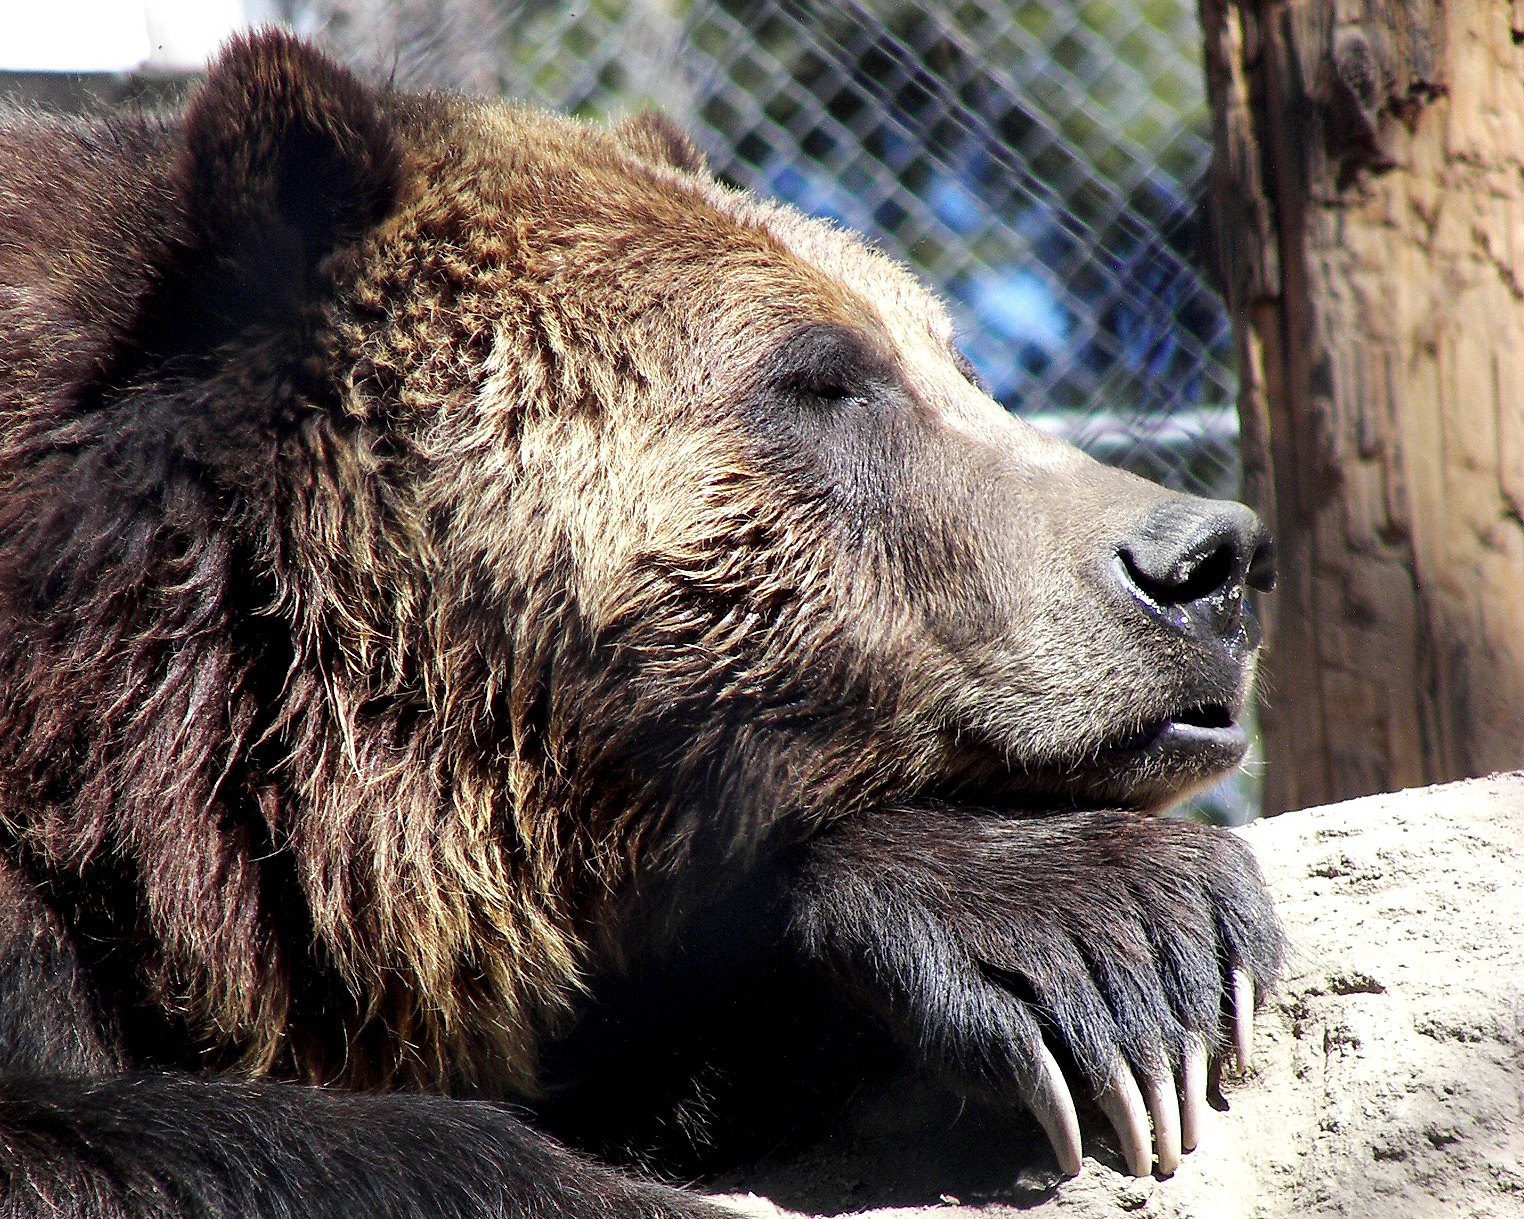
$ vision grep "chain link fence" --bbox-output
[300,0,1239,502]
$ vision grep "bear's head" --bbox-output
[0,32,1270,1088]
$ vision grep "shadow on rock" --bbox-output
[705,1073,1100,1215]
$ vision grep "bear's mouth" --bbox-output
[934,699,1247,814]
[1107,701,1244,757]
[1071,698,1249,808]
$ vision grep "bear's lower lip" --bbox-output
[1114,707,1247,766]
[1154,718,1247,759]
[933,701,1249,812]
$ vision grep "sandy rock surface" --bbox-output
[709,773,1524,1218]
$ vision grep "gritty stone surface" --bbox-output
[709,774,1524,1218]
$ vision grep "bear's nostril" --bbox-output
[1116,499,1269,635]
[1120,539,1237,609]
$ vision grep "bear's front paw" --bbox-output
[793,809,1284,1178]
[968,817,1282,1178]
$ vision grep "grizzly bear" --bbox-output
[0,30,1282,1218]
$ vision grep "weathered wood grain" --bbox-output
[1200,0,1524,811]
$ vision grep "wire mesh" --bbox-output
[298,0,1238,501]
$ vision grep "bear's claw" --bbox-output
[1137,1057,1182,1176]
[1181,1036,1208,1152]
[1232,967,1256,1070]
[1096,1061,1153,1177]
[1029,1041,1084,1176]
[1033,978,1253,1178]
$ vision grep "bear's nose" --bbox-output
[1115,499,1274,638]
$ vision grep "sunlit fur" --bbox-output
[0,33,1255,1113]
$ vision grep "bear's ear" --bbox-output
[612,111,708,176]
[150,30,404,359]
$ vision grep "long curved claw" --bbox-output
[1096,1062,1152,1177]
[1028,1041,1084,1176]
[1180,1037,1208,1152]
[1231,968,1255,1070]
[1139,1061,1181,1176]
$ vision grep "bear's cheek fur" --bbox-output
[392,175,1255,818]
[712,371,1152,765]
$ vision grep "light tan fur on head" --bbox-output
[265,87,1232,1090]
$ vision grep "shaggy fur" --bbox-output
[0,32,1281,1217]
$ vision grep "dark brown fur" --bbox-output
[0,31,1281,1217]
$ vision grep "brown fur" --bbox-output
[0,31,1263,1119]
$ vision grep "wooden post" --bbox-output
[1200,0,1524,812]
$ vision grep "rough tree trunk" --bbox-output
[715,773,1524,1218]
[1197,0,1524,812]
